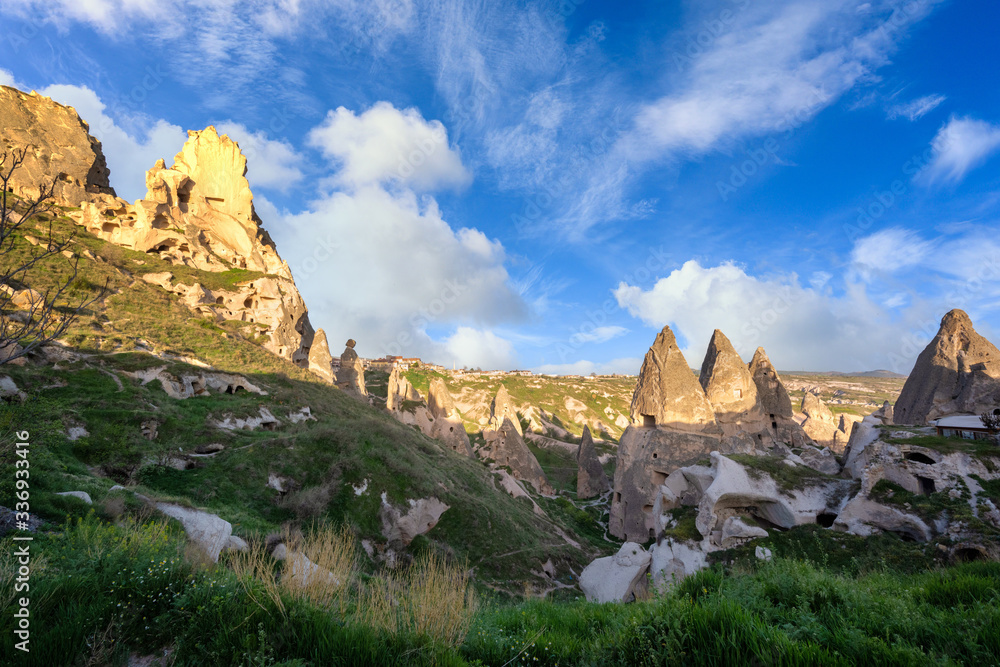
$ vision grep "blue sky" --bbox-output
[2,0,999,374]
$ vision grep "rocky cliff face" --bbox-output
[895,309,1000,424]
[576,426,610,499]
[0,86,116,205]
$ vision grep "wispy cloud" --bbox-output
[570,325,628,345]
[850,228,935,275]
[887,94,946,121]
[917,115,1000,186]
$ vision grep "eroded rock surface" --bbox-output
[576,426,611,499]
[481,417,554,495]
[337,340,367,397]
[895,309,1000,424]
[0,86,116,205]
[630,326,716,430]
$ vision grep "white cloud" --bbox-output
[850,228,935,274]
[214,122,304,192]
[887,94,946,121]
[570,325,628,345]
[264,184,526,368]
[308,102,470,192]
[443,327,517,370]
[0,68,25,89]
[917,116,1000,186]
[613,260,910,372]
[623,0,941,161]
[534,358,642,376]
[39,84,187,202]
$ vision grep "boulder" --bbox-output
[481,417,554,495]
[579,542,651,603]
[336,341,367,397]
[800,393,841,449]
[720,515,768,548]
[155,503,232,562]
[0,375,27,402]
[833,496,932,541]
[380,496,450,545]
[307,328,335,384]
[797,446,841,475]
[870,400,894,425]
[272,544,341,588]
[214,407,279,431]
[895,309,1000,424]
[576,426,611,499]
[0,85,116,205]
[56,491,93,505]
[630,326,716,430]
[11,288,44,309]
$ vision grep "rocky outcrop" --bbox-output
[0,85,116,205]
[749,347,808,447]
[481,417,554,495]
[895,309,1000,424]
[699,329,771,439]
[125,365,266,400]
[155,503,232,562]
[870,400,894,425]
[336,340,367,397]
[699,330,759,417]
[579,542,650,603]
[488,384,522,435]
[609,426,735,541]
[381,496,450,546]
[428,377,458,419]
[307,329,335,383]
[800,392,841,449]
[630,326,716,430]
[576,426,610,499]
[62,126,317,366]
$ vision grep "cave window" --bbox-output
[101,222,117,233]
[904,452,935,465]
[614,492,622,504]
[216,296,224,305]
[917,476,936,495]
[244,298,253,308]
[994,409,1000,416]
[652,452,658,459]
[954,547,984,562]
[816,513,837,528]
[642,414,656,428]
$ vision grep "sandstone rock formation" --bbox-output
[749,347,808,447]
[576,426,610,499]
[481,417,554,495]
[609,427,733,541]
[0,86,116,205]
[426,378,473,457]
[870,400,894,425]
[699,329,769,437]
[154,503,232,562]
[337,340,367,397]
[579,542,650,603]
[380,496,450,546]
[800,392,841,449]
[307,329,335,383]
[630,326,716,430]
[488,384,522,435]
[895,310,1000,424]
[699,330,759,415]
[427,377,458,419]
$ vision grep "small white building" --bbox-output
[933,414,997,441]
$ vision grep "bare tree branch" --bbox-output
[0,148,109,364]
